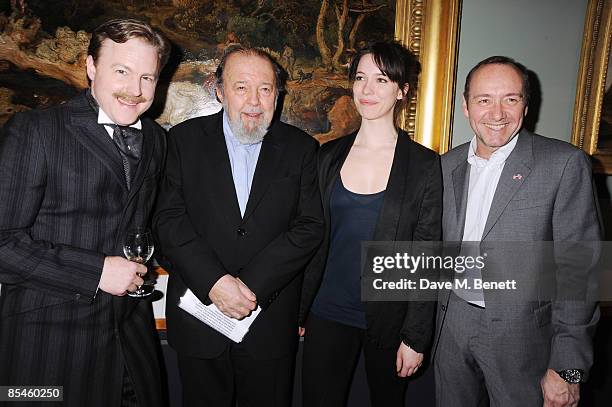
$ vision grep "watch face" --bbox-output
[559,369,583,384]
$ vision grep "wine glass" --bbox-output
[123,227,155,298]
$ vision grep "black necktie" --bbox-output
[85,89,143,190]
[111,125,143,190]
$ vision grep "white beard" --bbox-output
[225,107,270,145]
[228,117,268,144]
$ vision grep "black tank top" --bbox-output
[311,176,385,329]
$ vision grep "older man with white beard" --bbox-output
[153,45,324,406]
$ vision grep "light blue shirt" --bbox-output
[222,112,262,217]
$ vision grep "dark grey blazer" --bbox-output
[435,130,602,377]
[299,131,442,353]
[0,93,167,407]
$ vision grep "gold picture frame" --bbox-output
[395,0,462,153]
[571,0,612,173]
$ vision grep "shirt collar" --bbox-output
[467,133,519,167]
[97,108,142,130]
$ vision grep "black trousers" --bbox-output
[302,314,407,407]
[177,342,295,407]
[121,367,139,407]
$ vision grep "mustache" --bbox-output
[113,92,147,104]
[241,108,264,114]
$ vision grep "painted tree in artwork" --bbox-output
[10,0,27,15]
[316,0,386,72]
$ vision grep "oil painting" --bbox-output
[0,0,395,142]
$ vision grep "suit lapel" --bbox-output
[320,132,414,242]
[373,133,410,241]
[127,118,155,199]
[242,122,283,221]
[451,158,470,242]
[69,95,128,191]
[323,134,355,215]
[203,113,243,222]
[481,132,533,240]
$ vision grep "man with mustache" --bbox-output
[154,45,324,406]
[0,19,170,406]
[433,56,601,407]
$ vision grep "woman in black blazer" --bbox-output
[299,41,442,406]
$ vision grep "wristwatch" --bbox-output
[556,369,584,384]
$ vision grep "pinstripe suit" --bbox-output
[0,93,166,407]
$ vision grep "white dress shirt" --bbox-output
[97,108,142,138]
[459,134,518,307]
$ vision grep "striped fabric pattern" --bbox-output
[0,93,167,407]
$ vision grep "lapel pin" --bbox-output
[512,174,522,180]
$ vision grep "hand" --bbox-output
[236,277,257,303]
[298,326,305,337]
[99,256,146,296]
[396,342,423,377]
[209,275,257,319]
[541,369,580,407]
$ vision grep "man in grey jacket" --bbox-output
[434,56,601,407]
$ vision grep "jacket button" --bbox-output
[237,228,247,236]
[75,293,81,301]
[441,304,446,311]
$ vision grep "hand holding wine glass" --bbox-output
[99,256,146,296]
[123,227,155,298]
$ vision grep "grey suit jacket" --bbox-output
[436,130,602,376]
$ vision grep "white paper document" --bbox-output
[178,289,261,343]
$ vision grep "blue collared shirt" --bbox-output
[222,112,262,217]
